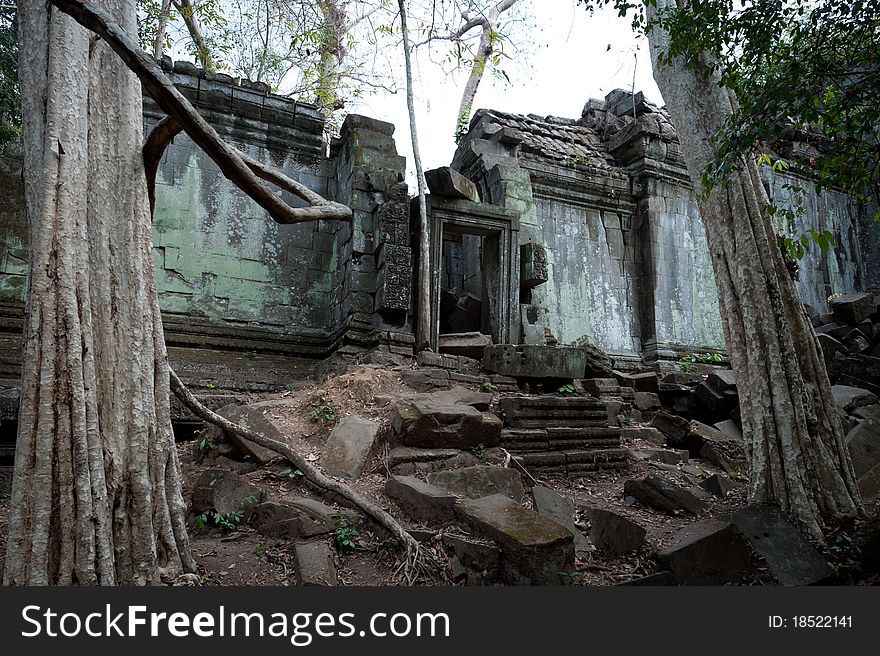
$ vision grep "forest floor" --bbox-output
[1,364,878,586]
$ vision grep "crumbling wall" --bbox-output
[145,64,334,346]
[453,90,872,361]
[762,168,867,311]
[0,63,411,359]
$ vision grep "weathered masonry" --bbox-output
[450,89,877,364]
[1,70,877,394]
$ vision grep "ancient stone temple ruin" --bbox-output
[0,64,878,488]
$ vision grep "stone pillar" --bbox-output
[590,91,725,360]
[331,115,413,353]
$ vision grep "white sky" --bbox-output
[350,2,663,182]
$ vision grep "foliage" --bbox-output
[332,513,360,554]
[557,383,576,395]
[481,379,498,392]
[580,0,880,218]
[194,509,245,532]
[197,434,214,451]
[471,442,486,458]
[307,396,338,423]
[280,466,305,478]
[0,6,19,152]
[680,351,724,365]
[828,531,862,579]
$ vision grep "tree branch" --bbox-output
[51,0,352,224]
[168,367,430,580]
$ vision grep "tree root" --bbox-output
[169,368,439,584]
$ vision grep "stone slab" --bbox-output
[191,469,265,516]
[385,475,458,524]
[728,506,832,585]
[658,520,751,585]
[453,493,575,585]
[392,399,502,449]
[590,508,646,556]
[319,415,380,480]
[532,486,590,551]
[428,465,525,501]
[483,344,590,379]
[215,403,283,465]
[293,541,337,586]
[623,474,706,515]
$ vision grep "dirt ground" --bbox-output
[1,364,878,586]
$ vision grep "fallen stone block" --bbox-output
[854,404,880,422]
[581,378,621,398]
[250,502,329,540]
[621,426,665,447]
[319,415,380,480]
[425,166,480,202]
[483,344,591,379]
[532,486,590,551]
[416,350,461,370]
[393,399,501,449]
[699,436,748,475]
[454,494,575,585]
[287,497,358,529]
[623,474,706,515]
[701,474,735,499]
[728,506,832,585]
[293,541,337,586]
[845,418,880,498]
[214,403,283,465]
[191,470,265,516]
[832,385,879,413]
[385,475,458,524]
[430,385,494,411]
[442,535,501,585]
[713,419,743,441]
[650,411,691,447]
[695,381,737,414]
[627,448,688,465]
[590,508,646,556]
[439,332,492,359]
[658,520,751,585]
[832,292,875,325]
[707,369,737,394]
[633,391,661,410]
[427,465,525,501]
[399,368,451,392]
[630,371,659,393]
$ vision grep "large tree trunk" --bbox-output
[5,0,195,585]
[646,0,861,542]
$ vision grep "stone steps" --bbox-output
[499,395,624,474]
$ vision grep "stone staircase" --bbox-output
[498,396,627,475]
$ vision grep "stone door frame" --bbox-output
[424,195,520,351]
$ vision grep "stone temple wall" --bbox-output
[143,65,335,347]
[0,74,874,374]
[451,89,874,362]
[0,62,412,367]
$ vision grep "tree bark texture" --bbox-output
[647,0,861,541]
[5,0,196,584]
